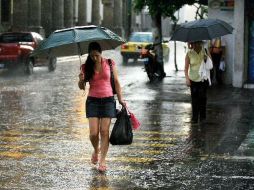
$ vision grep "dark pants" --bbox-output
[190,80,208,122]
[210,52,223,85]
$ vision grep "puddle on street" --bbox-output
[1,57,254,189]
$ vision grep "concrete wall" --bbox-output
[233,0,245,87]
[86,0,103,24]
[208,0,236,86]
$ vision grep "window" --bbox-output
[0,33,33,43]
[129,33,153,43]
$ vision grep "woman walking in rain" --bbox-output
[209,37,226,85]
[184,41,211,124]
[78,42,125,172]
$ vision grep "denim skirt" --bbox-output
[86,96,116,118]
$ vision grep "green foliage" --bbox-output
[132,0,208,70]
[133,0,206,21]
[194,4,208,19]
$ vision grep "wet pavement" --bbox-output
[0,42,254,189]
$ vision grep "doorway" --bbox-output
[247,0,254,83]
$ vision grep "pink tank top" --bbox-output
[82,58,115,98]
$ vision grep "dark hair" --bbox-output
[85,42,102,81]
[88,41,102,54]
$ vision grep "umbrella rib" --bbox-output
[218,23,234,33]
[73,29,83,56]
[77,42,82,56]
[73,28,78,43]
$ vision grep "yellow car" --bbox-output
[120,32,170,63]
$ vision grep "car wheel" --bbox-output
[163,48,170,63]
[122,55,128,64]
[48,57,57,72]
[163,54,169,63]
[24,59,34,75]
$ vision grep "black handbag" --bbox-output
[109,106,133,145]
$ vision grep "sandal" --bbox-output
[91,153,98,165]
[98,164,107,172]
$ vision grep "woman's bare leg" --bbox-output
[99,118,111,166]
[89,118,100,157]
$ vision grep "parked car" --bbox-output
[120,32,170,63]
[0,32,56,74]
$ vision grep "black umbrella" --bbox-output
[170,18,234,42]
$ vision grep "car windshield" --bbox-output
[0,33,33,43]
[129,33,153,43]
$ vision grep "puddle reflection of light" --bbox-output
[72,127,90,139]
[179,103,192,133]
[133,143,174,148]
[70,89,90,140]
[111,156,156,164]
[134,137,177,141]
[75,89,89,125]
[136,131,188,136]
[142,150,164,155]
[0,151,30,159]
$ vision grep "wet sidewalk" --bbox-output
[122,64,254,189]
[1,51,254,189]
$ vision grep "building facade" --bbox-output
[0,0,133,38]
[208,0,254,88]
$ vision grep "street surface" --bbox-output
[0,42,254,189]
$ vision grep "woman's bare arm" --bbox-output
[185,54,191,87]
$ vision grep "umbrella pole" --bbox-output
[77,42,82,66]
[77,43,86,90]
[78,55,82,65]
[174,41,178,71]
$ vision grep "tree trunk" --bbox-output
[174,41,179,71]
[151,13,166,77]
[173,22,178,71]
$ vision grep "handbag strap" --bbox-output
[204,48,208,55]
[204,48,208,63]
[107,59,116,94]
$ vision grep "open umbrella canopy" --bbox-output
[170,18,234,42]
[32,25,126,57]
